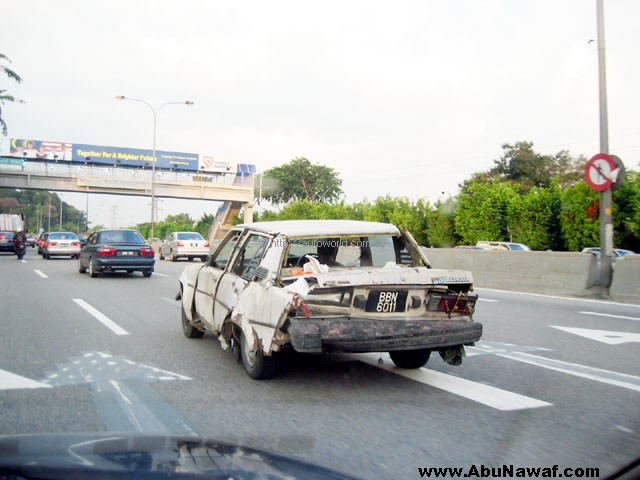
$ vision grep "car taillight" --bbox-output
[176,242,184,247]
[97,247,117,256]
[204,242,209,248]
[139,247,155,257]
[47,241,57,247]
[427,293,476,314]
[438,296,469,313]
[72,241,80,246]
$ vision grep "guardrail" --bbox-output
[0,159,252,188]
[420,247,599,298]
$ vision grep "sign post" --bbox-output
[594,0,613,290]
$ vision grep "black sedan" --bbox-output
[0,232,16,253]
[79,229,155,278]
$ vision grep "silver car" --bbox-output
[160,231,209,262]
[42,231,81,259]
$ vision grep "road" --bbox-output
[1,249,638,479]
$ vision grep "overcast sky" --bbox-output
[2,0,639,229]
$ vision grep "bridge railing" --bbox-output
[0,159,253,187]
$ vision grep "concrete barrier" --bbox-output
[609,255,640,304]
[421,247,599,297]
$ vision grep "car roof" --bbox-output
[235,220,400,237]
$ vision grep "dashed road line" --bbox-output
[358,353,551,411]
[476,287,640,308]
[161,297,180,308]
[495,351,640,393]
[578,311,640,322]
[478,298,499,303]
[152,272,169,277]
[72,298,129,336]
[34,269,48,278]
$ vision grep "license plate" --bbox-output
[120,251,136,256]
[365,291,408,313]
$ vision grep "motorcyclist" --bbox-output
[15,230,27,260]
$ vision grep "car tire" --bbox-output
[89,259,98,278]
[78,260,86,273]
[240,331,278,380]
[389,349,431,369]
[142,270,152,278]
[44,253,49,260]
[181,302,204,338]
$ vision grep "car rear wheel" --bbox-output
[142,270,152,278]
[89,259,98,278]
[240,331,278,380]
[181,302,204,338]
[389,349,431,369]
[78,260,86,273]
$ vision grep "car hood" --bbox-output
[0,433,358,480]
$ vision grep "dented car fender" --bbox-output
[179,263,207,321]
[231,281,297,355]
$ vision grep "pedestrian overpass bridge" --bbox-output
[0,157,255,221]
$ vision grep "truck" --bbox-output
[0,213,26,258]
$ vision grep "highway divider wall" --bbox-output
[420,248,600,298]
[609,255,640,304]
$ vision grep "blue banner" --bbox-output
[72,144,199,170]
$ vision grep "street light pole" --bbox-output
[116,96,193,240]
[596,0,613,289]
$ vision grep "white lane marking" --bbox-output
[161,297,180,308]
[0,368,52,390]
[551,326,640,345]
[578,311,640,322]
[616,425,633,434]
[72,298,129,336]
[34,269,48,278]
[359,354,551,411]
[476,288,640,308]
[478,298,499,303]
[495,351,640,393]
[152,272,169,277]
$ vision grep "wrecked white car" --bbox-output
[177,220,482,379]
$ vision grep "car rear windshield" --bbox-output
[0,232,15,240]
[49,232,78,240]
[509,243,528,251]
[282,234,405,273]
[98,230,145,244]
[177,233,204,240]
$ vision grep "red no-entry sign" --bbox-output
[585,153,617,192]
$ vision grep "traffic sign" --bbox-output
[584,153,619,192]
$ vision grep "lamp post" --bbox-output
[116,96,194,239]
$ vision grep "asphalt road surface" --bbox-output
[1,249,639,479]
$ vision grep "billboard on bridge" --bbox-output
[8,138,235,174]
[71,143,200,170]
[10,138,73,160]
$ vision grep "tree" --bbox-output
[426,198,459,247]
[507,185,562,250]
[0,53,25,136]
[559,182,599,251]
[261,157,343,204]
[491,141,585,188]
[455,181,519,244]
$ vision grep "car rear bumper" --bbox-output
[175,248,208,256]
[286,316,483,353]
[93,257,155,271]
[46,247,80,255]
[0,244,16,252]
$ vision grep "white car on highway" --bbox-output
[159,231,209,262]
[42,231,81,259]
[177,220,483,379]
